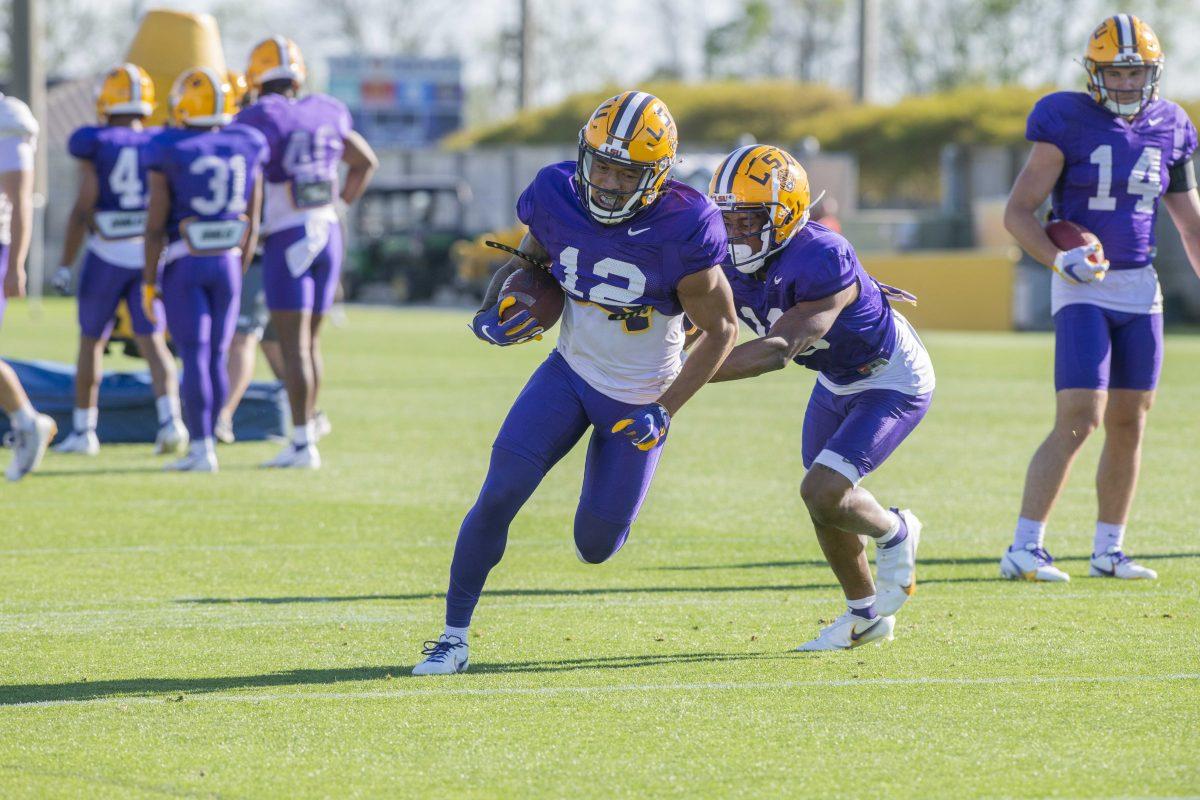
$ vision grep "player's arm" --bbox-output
[339,130,378,206]
[142,171,169,292]
[1162,162,1200,281]
[1,167,33,298]
[1004,142,1065,269]
[654,266,738,414]
[469,231,550,346]
[712,282,857,382]
[477,231,549,313]
[53,161,99,292]
[242,172,264,271]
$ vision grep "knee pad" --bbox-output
[573,506,631,564]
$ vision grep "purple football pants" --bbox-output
[161,252,241,441]
[445,350,665,628]
[802,382,931,484]
[77,251,164,339]
[1054,303,1163,392]
[0,244,8,329]
[262,221,343,314]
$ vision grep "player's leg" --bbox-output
[204,253,241,458]
[57,253,122,455]
[0,247,55,480]
[161,257,217,472]
[1005,303,1109,581]
[218,256,267,443]
[1090,310,1162,579]
[416,352,590,675]
[126,267,186,456]
[307,222,341,438]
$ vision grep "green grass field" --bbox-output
[1,299,1198,799]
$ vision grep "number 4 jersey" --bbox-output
[1027,91,1198,314]
[68,125,160,268]
[517,161,727,404]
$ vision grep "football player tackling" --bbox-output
[709,145,933,651]
[1001,15,1200,581]
[413,92,738,675]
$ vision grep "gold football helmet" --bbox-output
[576,91,678,225]
[709,144,813,273]
[1084,14,1163,117]
[168,67,237,128]
[246,36,307,91]
[227,70,250,109]
[96,63,155,121]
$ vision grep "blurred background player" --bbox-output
[709,144,933,651]
[238,36,378,468]
[51,63,187,457]
[143,67,268,472]
[412,91,738,675]
[0,90,56,481]
[215,69,288,445]
[1002,15,1200,581]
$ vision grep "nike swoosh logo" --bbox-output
[481,325,497,343]
[849,618,881,642]
[773,276,782,284]
[1147,117,1163,126]
[628,227,651,236]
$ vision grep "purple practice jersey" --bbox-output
[517,161,727,403]
[235,93,352,234]
[68,125,161,265]
[1027,91,1198,270]
[145,124,268,253]
[725,221,897,386]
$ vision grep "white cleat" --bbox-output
[314,410,332,440]
[412,635,469,675]
[261,443,321,470]
[52,430,100,456]
[154,418,190,456]
[5,414,57,482]
[163,450,218,473]
[1000,543,1070,582]
[876,508,921,615]
[214,416,235,445]
[795,611,895,652]
[1090,547,1157,580]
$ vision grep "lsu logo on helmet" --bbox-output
[168,67,238,128]
[575,90,678,225]
[1084,14,1163,117]
[246,36,307,91]
[709,144,814,273]
[96,63,155,122]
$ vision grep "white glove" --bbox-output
[1052,243,1109,285]
[51,266,73,295]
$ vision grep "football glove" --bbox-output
[470,296,543,346]
[51,266,73,295]
[1053,243,1109,285]
[611,402,670,451]
[142,283,161,325]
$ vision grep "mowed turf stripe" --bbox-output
[4,673,1198,709]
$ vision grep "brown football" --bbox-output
[500,267,565,331]
[1045,219,1104,260]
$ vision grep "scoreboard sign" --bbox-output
[327,55,463,147]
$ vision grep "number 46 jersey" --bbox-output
[1028,91,1197,272]
[518,161,727,404]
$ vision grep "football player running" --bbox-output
[413,92,738,675]
[709,145,934,651]
[52,64,187,458]
[0,90,56,481]
[143,68,268,472]
[237,37,378,469]
[1002,15,1200,581]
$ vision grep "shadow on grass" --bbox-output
[651,552,1200,572]
[0,651,788,706]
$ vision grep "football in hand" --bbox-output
[1045,219,1105,263]
[500,267,565,332]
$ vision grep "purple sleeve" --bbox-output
[334,98,354,139]
[1171,107,1198,167]
[1026,95,1066,147]
[787,244,857,304]
[248,127,270,166]
[516,178,536,227]
[671,204,728,284]
[67,127,96,160]
[143,136,165,172]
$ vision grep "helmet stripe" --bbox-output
[199,66,225,119]
[612,91,650,140]
[123,64,141,105]
[719,145,758,195]
[1116,14,1134,53]
[623,93,655,140]
[274,35,289,68]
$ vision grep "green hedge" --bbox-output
[450,82,1200,204]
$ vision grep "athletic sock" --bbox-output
[10,404,36,431]
[1093,522,1125,556]
[189,437,216,458]
[877,509,908,549]
[1013,516,1046,551]
[443,625,469,643]
[156,394,180,425]
[846,594,878,620]
[73,407,98,434]
[292,421,312,448]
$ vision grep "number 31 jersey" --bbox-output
[517,161,727,404]
[68,125,160,268]
[1027,91,1197,270]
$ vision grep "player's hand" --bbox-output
[142,283,160,325]
[469,296,544,346]
[51,266,73,295]
[1053,243,1109,285]
[3,266,25,298]
[611,403,670,451]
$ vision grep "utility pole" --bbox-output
[517,0,533,109]
[854,0,878,103]
[11,0,48,297]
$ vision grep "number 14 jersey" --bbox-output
[517,161,727,404]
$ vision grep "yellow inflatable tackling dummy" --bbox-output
[124,9,227,126]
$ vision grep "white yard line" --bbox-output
[4,673,1199,710]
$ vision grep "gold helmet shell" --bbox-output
[246,36,307,91]
[168,67,237,128]
[1084,14,1163,117]
[96,63,155,122]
